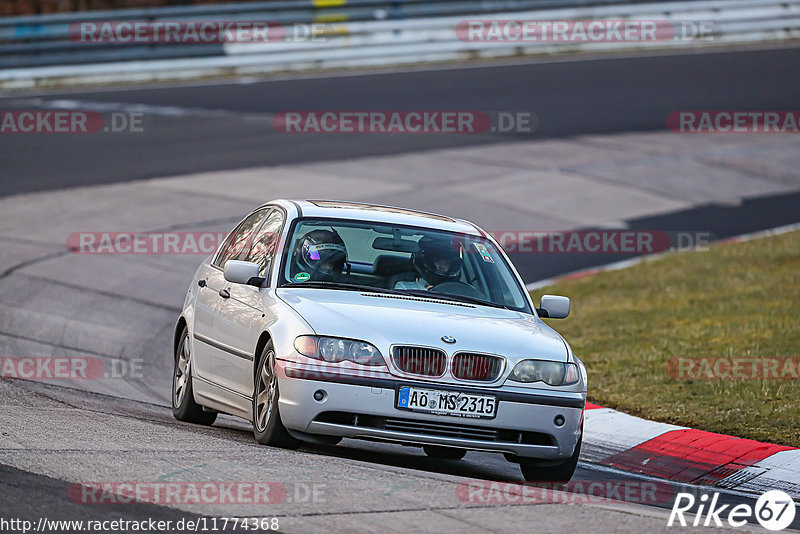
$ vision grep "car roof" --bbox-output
[268,199,484,236]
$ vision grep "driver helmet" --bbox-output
[413,236,462,286]
[294,229,347,281]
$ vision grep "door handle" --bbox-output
[219,289,230,299]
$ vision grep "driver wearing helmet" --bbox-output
[395,236,462,290]
[292,229,347,282]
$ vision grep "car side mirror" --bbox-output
[538,295,570,319]
[224,260,263,286]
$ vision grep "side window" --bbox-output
[246,210,285,278]
[213,209,268,268]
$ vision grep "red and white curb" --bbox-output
[525,222,800,498]
[582,403,800,499]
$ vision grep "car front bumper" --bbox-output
[276,364,584,460]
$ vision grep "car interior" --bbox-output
[283,220,530,311]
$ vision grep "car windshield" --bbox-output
[280,218,531,313]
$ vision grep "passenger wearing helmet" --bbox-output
[395,236,462,290]
[292,229,347,282]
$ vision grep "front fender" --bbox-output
[252,289,315,363]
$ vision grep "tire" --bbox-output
[172,327,217,426]
[518,437,581,483]
[423,445,467,460]
[252,341,300,449]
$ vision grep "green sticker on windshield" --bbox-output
[293,272,311,282]
[474,242,494,263]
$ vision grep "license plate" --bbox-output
[396,386,497,419]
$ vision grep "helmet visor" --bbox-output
[303,242,347,274]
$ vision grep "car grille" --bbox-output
[392,346,446,377]
[314,412,554,446]
[451,353,504,382]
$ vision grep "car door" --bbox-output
[191,262,223,384]
[213,208,285,397]
[193,208,269,389]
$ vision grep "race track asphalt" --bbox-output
[1,46,799,196]
[1,45,799,532]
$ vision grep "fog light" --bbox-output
[554,415,565,427]
[313,390,326,402]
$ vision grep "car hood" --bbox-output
[276,288,568,362]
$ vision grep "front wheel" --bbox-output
[518,437,581,483]
[172,327,217,426]
[252,341,300,449]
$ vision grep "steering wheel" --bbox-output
[430,281,484,299]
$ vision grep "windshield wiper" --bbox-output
[279,281,510,309]
[278,281,405,295]
[400,289,510,310]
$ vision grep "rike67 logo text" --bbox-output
[668,490,796,531]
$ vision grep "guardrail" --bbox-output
[2,0,627,69]
[1,0,799,89]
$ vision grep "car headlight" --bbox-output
[508,360,580,386]
[294,336,386,367]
